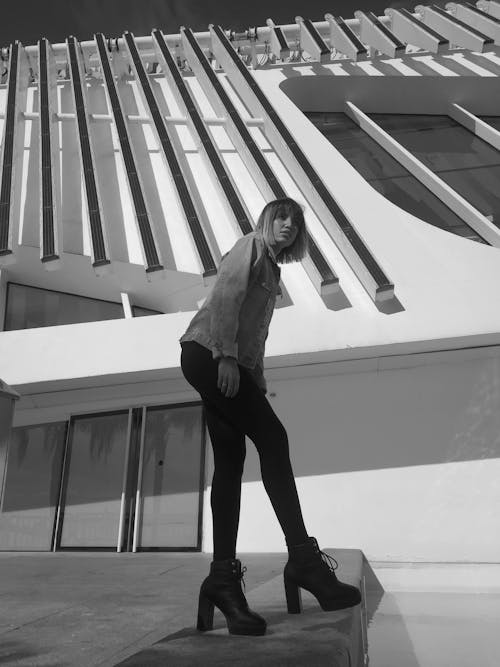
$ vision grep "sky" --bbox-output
[1,0,451,47]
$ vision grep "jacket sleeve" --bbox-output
[209,234,257,360]
[251,348,267,394]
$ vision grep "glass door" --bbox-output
[53,403,205,551]
[134,404,205,550]
[57,410,131,549]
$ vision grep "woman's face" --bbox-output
[272,215,299,249]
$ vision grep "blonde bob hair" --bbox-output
[255,198,308,264]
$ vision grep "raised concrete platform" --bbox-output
[117,549,372,667]
[0,549,380,667]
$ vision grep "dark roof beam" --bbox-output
[66,35,111,273]
[0,41,30,265]
[122,31,218,278]
[181,26,339,297]
[38,38,62,269]
[94,32,164,275]
[209,23,394,303]
[151,28,253,236]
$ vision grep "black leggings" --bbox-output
[180,341,308,560]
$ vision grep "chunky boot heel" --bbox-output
[197,591,215,631]
[284,574,302,614]
[285,537,361,612]
[196,558,267,636]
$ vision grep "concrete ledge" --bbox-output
[117,549,370,667]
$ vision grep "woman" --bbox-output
[180,198,361,636]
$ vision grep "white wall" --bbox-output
[201,346,500,562]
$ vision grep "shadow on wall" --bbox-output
[278,61,500,115]
[241,353,500,482]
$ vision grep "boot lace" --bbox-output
[319,550,338,573]
[311,539,338,572]
[239,565,248,592]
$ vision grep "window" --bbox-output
[132,305,163,317]
[4,283,124,331]
[306,112,487,244]
[369,113,500,231]
[0,404,206,551]
[0,422,66,550]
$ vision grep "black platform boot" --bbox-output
[284,537,362,613]
[197,558,267,635]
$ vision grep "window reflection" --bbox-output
[306,111,487,244]
[0,422,66,550]
[60,412,129,548]
[4,283,124,331]
[139,405,204,548]
[370,113,500,229]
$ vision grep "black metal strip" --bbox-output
[365,11,406,49]
[430,4,494,42]
[94,33,162,272]
[152,29,252,235]
[333,16,368,55]
[302,18,331,55]
[272,25,289,51]
[183,28,337,288]
[0,43,18,255]
[396,8,449,44]
[211,24,392,292]
[123,31,216,275]
[67,36,110,267]
[39,39,58,261]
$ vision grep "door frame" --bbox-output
[52,402,206,552]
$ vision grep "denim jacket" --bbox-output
[179,231,281,388]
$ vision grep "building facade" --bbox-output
[1,2,500,561]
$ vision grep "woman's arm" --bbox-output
[209,234,257,361]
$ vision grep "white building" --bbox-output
[0,2,499,562]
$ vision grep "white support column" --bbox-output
[123,30,218,279]
[354,10,406,58]
[446,2,500,45]
[0,42,31,267]
[182,26,340,298]
[210,24,393,303]
[345,100,500,247]
[120,292,133,318]
[38,38,63,270]
[384,8,450,54]
[66,35,112,275]
[414,4,493,51]
[325,14,368,61]
[449,103,500,151]
[477,0,500,20]
[265,19,290,61]
[94,32,164,276]
[151,28,254,238]
[295,16,331,63]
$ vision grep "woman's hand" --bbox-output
[218,357,240,398]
